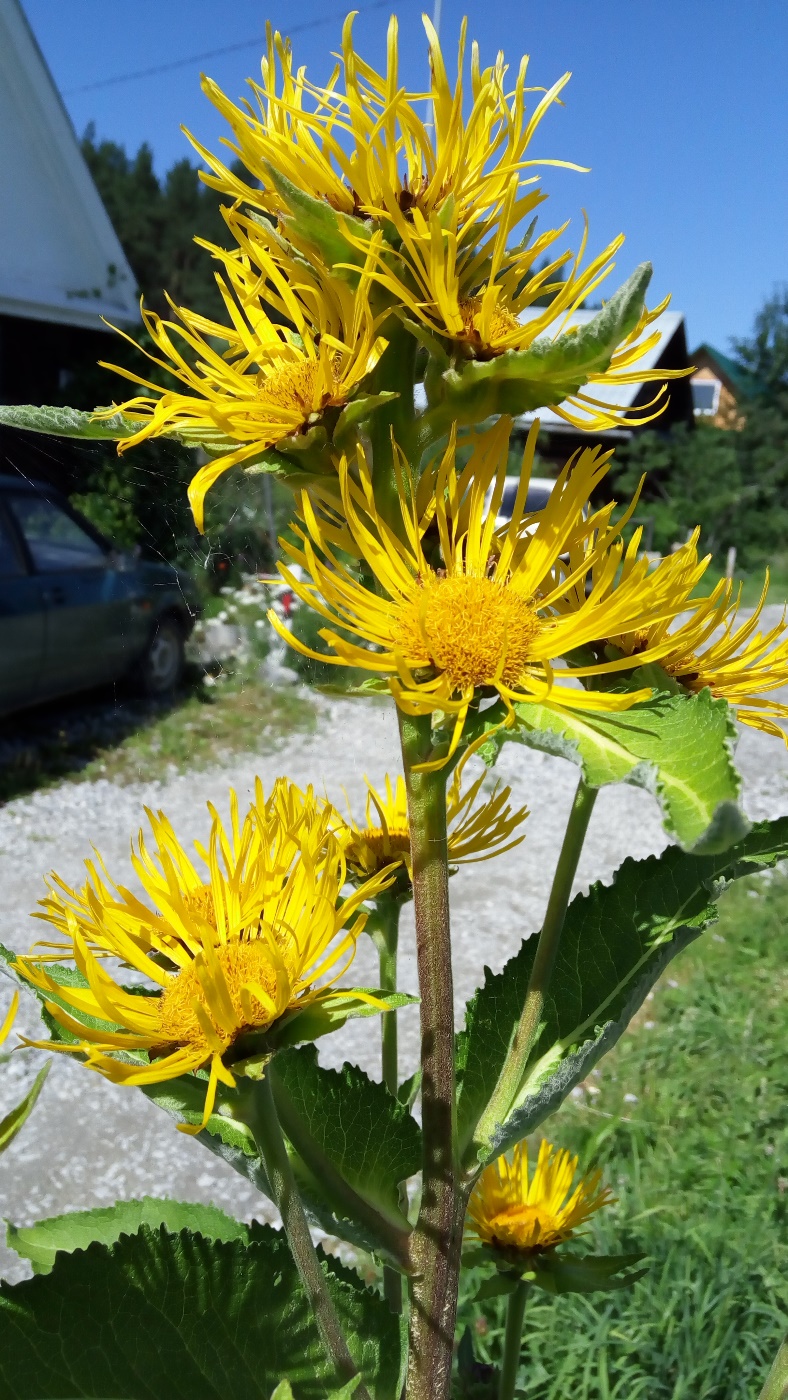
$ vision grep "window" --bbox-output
[8,495,106,572]
[0,509,24,577]
[691,378,720,416]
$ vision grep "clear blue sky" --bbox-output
[22,0,788,351]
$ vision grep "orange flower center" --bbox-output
[256,357,340,419]
[356,824,411,870]
[157,940,279,1051]
[395,573,541,693]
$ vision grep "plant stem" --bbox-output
[369,321,418,536]
[376,895,402,1099]
[399,711,465,1400]
[498,1281,529,1400]
[249,1072,368,1398]
[469,777,598,1164]
[373,894,406,1313]
[759,1336,788,1400]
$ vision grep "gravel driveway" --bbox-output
[2,625,788,1282]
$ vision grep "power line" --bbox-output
[64,0,400,96]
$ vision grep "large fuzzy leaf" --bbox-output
[478,687,747,853]
[457,818,788,1168]
[6,1198,248,1275]
[271,1046,420,1232]
[0,404,139,440]
[0,1224,402,1399]
[436,264,653,421]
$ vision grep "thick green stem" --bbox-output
[498,1281,529,1400]
[249,1073,368,1398]
[369,322,418,536]
[469,777,598,1165]
[760,1337,788,1400]
[374,895,405,1313]
[376,895,402,1099]
[399,711,465,1400]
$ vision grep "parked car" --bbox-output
[485,476,558,528]
[0,476,200,717]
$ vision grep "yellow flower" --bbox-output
[14,780,392,1132]
[466,1138,613,1254]
[0,991,18,1050]
[190,15,578,237]
[334,764,528,882]
[269,417,711,765]
[354,203,686,433]
[97,222,387,530]
[613,575,788,743]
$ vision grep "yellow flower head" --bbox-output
[335,762,528,882]
[270,417,711,766]
[190,15,577,236]
[466,1138,613,1254]
[97,220,387,530]
[613,574,788,744]
[14,779,392,1131]
[0,991,19,1050]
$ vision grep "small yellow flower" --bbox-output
[270,417,711,765]
[14,780,392,1131]
[466,1138,613,1254]
[190,15,578,238]
[97,222,387,530]
[335,764,528,882]
[0,991,19,1050]
[613,576,788,743]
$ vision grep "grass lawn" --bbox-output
[692,552,788,610]
[457,870,788,1398]
[0,667,315,803]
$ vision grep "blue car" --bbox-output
[0,475,200,718]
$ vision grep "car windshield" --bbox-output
[497,481,553,519]
[0,510,24,577]
[8,495,106,572]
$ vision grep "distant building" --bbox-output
[512,308,695,468]
[690,345,758,430]
[0,0,138,413]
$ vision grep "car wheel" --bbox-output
[138,617,185,696]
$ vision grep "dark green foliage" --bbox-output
[0,1224,401,1399]
[283,601,371,691]
[457,870,788,1398]
[731,285,788,401]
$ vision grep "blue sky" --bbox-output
[23,0,788,351]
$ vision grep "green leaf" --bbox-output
[0,1062,49,1155]
[479,688,748,853]
[6,1198,249,1275]
[457,817,788,1167]
[271,1046,420,1237]
[0,404,139,440]
[266,167,372,280]
[233,990,417,1061]
[334,392,399,449]
[0,1224,402,1400]
[435,264,653,422]
[465,1245,647,1296]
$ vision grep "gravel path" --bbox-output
[2,623,788,1282]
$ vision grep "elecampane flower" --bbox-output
[612,575,788,743]
[466,1138,613,1253]
[97,222,387,530]
[270,416,713,764]
[334,764,528,882]
[15,780,391,1131]
[190,15,578,238]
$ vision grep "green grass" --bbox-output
[457,872,788,1398]
[0,667,315,802]
[689,552,788,609]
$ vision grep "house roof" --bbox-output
[691,343,762,399]
[0,0,138,331]
[513,307,686,432]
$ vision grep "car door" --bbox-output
[5,492,129,698]
[0,498,46,714]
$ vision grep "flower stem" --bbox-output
[375,895,402,1099]
[373,894,406,1313]
[399,711,465,1400]
[759,1336,788,1400]
[249,1072,368,1398]
[498,1281,530,1400]
[468,776,598,1165]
